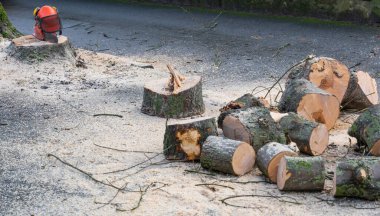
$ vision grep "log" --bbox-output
[10,35,76,62]
[141,75,205,118]
[333,158,380,200]
[348,104,380,156]
[221,107,286,151]
[279,113,329,156]
[163,117,217,160]
[200,136,256,176]
[256,142,297,183]
[277,156,325,191]
[341,71,378,110]
[279,78,340,130]
[287,56,350,103]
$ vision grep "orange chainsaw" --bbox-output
[33,5,62,43]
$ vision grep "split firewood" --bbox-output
[256,142,297,183]
[279,113,329,156]
[333,158,380,200]
[277,156,325,191]
[341,71,378,110]
[200,136,256,176]
[279,78,340,130]
[287,56,350,103]
[221,107,286,151]
[348,104,380,156]
[163,117,217,160]
[167,64,183,92]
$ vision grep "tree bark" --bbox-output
[200,136,256,176]
[0,3,21,39]
[163,117,217,161]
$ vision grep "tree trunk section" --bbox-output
[200,136,256,176]
[141,76,205,118]
[279,78,340,130]
[287,56,350,103]
[333,158,380,200]
[256,142,297,183]
[163,117,217,161]
[279,112,329,156]
[221,107,286,151]
[348,104,380,156]
[0,3,22,39]
[277,156,325,191]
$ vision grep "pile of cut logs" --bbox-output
[143,57,380,200]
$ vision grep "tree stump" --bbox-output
[333,158,380,200]
[141,75,205,118]
[277,156,325,191]
[341,71,379,110]
[279,113,329,156]
[163,117,217,161]
[287,56,350,103]
[256,142,297,183]
[10,35,76,62]
[221,107,286,151]
[279,78,340,130]
[200,136,256,176]
[0,3,22,39]
[348,104,380,156]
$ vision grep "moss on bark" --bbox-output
[0,3,21,39]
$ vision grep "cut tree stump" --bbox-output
[341,71,379,110]
[277,156,325,191]
[163,117,217,160]
[333,158,380,200]
[279,113,329,156]
[256,142,297,183]
[287,56,350,103]
[200,136,256,176]
[348,104,380,156]
[221,107,286,151]
[10,35,76,62]
[217,93,269,128]
[279,78,340,130]
[141,75,205,118]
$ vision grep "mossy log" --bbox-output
[279,113,329,156]
[0,3,22,39]
[256,142,297,183]
[333,158,380,200]
[200,136,256,176]
[221,107,286,151]
[287,56,350,103]
[163,117,217,161]
[277,156,325,191]
[10,35,76,62]
[217,93,269,128]
[279,78,340,130]
[141,76,205,118]
[348,104,380,156]
[341,71,378,110]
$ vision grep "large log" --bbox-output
[141,76,205,118]
[163,117,217,160]
[287,56,350,103]
[279,78,340,130]
[348,104,380,156]
[279,113,329,156]
[341,71,378,110]
[333,158,380,200]
[200,136,256,176]
[256,142,297,183]
[221,107,286,151]
[277,156,325,191]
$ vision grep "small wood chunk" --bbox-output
[279,113,329,156]
[200,136,256,176]
[163,117,217,160]
[348,104,380,156]
[256,142,297,183]
[221,107,286,151]
[333,158,380,200]
[279,78,340,130]
[277,156,325,191]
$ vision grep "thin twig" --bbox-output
[93,113,123,118]
[184,169,216,176]
[96,183,128,209]
[221,194,302,208]
[102,153,162,174]
[195,183,234,190]
[93,143,159,154]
